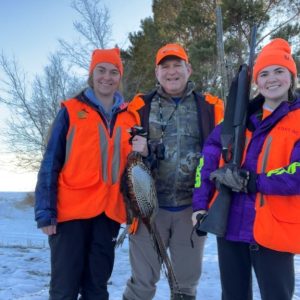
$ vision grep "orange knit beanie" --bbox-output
[89,48,123,76]
[253,38,297,83]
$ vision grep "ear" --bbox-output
[155,65,159,80]
[187,63,192,76]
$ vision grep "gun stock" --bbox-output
[199,185,232,236]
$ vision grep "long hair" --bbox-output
[288,74,297,101]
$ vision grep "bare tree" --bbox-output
[58,0,112,71]
[0,52,83,171]
[0,0,112,170]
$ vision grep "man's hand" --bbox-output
[210,165,253,193]
[132,135,149,157]
[41,225,57,236]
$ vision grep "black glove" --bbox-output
[246,170,257,193]
[190,211,207,248]
[195,213,208,237]
[210,165,257,193]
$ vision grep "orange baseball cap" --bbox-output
[156,43,189,65]
[89,48,123,76]
[253,38,297,83]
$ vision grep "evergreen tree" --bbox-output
[123,0,300,99]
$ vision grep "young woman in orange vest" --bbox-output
[34,48,148,299]
[192,38,300,300]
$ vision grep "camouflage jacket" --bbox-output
[130,81,223,207]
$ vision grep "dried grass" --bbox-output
[14,192,35,209]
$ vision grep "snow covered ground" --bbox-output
[0,192,299,300]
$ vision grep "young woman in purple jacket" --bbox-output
[192,38,300,300]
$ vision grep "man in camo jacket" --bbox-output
[123,43,223,300]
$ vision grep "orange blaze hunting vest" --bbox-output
[253,109,300,253]
[57,98,139,224]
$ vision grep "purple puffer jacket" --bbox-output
[192,97,300,243]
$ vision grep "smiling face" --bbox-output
[92,62,121,100]
[257,65,292,109]
[155,57,192,97]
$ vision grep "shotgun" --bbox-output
[199,26,257,237]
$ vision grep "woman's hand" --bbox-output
[41,225,57,236]
[192,210,207,226]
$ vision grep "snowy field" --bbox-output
[0,192,299,300]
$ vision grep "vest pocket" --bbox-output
[59,170,100,189]
[254,199,300,253]
[268,195,300,223]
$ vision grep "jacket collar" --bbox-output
[248,96,300,134]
